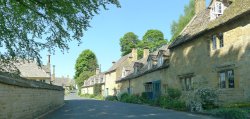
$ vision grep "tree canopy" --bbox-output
[119,30,167,59]
[120,32,140,56]
[170,0,195,42]
[140,29,167,52]
[0,0,120,72]
[74,49,98,87]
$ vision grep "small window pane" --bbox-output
[219,33,224,48]
[228,70,234,88]
[219,72,226,88]
[212,35,217,50]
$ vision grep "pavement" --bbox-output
[42,92,218,119]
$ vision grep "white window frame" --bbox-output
[157,55,164,67]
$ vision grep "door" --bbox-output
[153,80,161,99]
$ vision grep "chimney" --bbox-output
[131,48,137,61]
[195,0,206,14]
[112,61,116,65]
[47,54,51,66]
[96,68,100,75]
[143,49,149,59]
[52,65,55,81]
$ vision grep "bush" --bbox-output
[119,93,141,104]
[140,92,150,103]
[167,88,181,99]
[120,93,130,102]
[211,108,248,119]
[105,96,118,101]
[196,88,217,109]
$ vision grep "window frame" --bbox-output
[219,69,235,89]
[180,76,193,91]
[212,35,217,50]
[219,33,224,48]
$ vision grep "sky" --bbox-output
[41,0,210,79]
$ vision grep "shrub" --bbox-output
[211,108,248,119]
[120,93,130,102]
[167,88,181,99]
[105,96,118,101]
[170,100,187,111]
[196,88,217,109]
[140,92,150,103]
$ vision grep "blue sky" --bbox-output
[41,0,210,79]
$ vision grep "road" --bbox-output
[43,92,217,119]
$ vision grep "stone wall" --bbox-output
[0,74,64,119]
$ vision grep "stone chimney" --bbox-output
[96,68,100,75]
[47,54,51,66]
[195,0,206,14]
[143,49,149,59]
[131,48,137,61]
[52,65,55,81]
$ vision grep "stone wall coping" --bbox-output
[0,73,64,91]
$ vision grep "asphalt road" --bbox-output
[43,93,218,119]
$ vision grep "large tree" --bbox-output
[170,0,194,42]
[119,32,140,56]
[0,0,120,72]
[74,49,98,87]
[139,29,167,52]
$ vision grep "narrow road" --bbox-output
[43,92,217,119]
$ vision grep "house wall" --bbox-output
[0,75,64,119]
[118,68,169,96]
[81,86,94,95]
[105,71,117,96]
[168,14,250,104]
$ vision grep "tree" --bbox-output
[75,71,94,89]
[0,0,120,72]
[170,0,195,42]
[74,49,98,87]
[140,29,167,52]
[119,32,140,56]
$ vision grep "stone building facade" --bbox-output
[115,0,250,104]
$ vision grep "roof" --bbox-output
[53,77,73,87]
[117,45,170,82]
[15,61,50,78]
[105,53,132,73]
[169,0,250,48]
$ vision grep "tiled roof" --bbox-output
[15,61,50,78]
[53,77,73,87]
[169,0,250,48]
[106,53,132,73]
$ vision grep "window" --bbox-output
[215,1,223,14]
[144,82,153,92]
[134,67,138,74]
[219,33,224,48]
[212,35,217,50]
[180,77,193,91]
[148,60,152,70]
[157,55,164,67]
[219,70,234,88]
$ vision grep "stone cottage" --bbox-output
[116,45,170,99]
[104,49,138,96]
[167,0,250,104]
[81,68,105,95]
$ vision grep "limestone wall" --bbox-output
[0,74,64,119]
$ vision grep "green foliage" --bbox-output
[0,0,120,70]
[75,71,94,89]
[93,84,102,96]
[155,95,186,111]
[223,103,250,108]
[119,30,167,58]
[170,0,195,42]
[140,29,167,52]
[119,93,141,104]
[210,108,248,119]
[167,88,182,99]
[74,49,98,87]
[105,96,118,101]
[120,32,140,56]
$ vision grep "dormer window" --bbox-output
[134,67,138,74]
[148,60,152,70]
[210,1,225,20]
[157,55,164,67]
[122,67,127,78]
